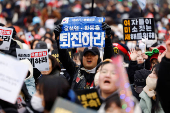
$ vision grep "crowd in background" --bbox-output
[0,0,170,113]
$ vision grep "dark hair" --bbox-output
[49,55,61,74]
[0,23,5,27]
[44,37,55,44]
[38,76,70,111]
[30,39,39,49]
[104,93,121,111]
[151,63,160,113]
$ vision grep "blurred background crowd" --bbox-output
[0,0,170,51]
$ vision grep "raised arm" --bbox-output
[102,22,114,60]
[54,24,77,82]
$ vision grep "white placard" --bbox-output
[137,0,146,10]
[16,49,49,71]
[0,54,28,104]
[0,26,13,50]
[25,32,34,42]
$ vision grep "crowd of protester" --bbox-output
[0,0,170,113]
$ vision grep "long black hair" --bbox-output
[37,76,70,111]
[151,63,160,113]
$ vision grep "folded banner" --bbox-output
[123,18,155,41]
[60,17,105,49]
[16,49,49,71]
[0,27,13,50]
[0,53,28,104]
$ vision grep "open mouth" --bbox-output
[104,80,110,84]
[87,60,92,63]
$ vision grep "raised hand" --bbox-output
[102,22,111,38]
[129,48,137,61]
[166,38,170,59]
[142,53,148,60]
[158,51,166,63]
[54,24,63,40]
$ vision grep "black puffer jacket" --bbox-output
[127,58,151,84]
[57,38,113,90]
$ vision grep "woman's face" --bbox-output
[34,87,45,107]
[32,40,39,49]
[41,58,52,75]
[99,63,118,95]
[137,51,144,64]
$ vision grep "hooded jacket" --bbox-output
[20,59,36,96]
[57,38,113,89]
[139,91,164,113]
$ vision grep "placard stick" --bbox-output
[91,0,94,16]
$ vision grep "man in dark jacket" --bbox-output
[156,38,170,113]
[54,22,113,90]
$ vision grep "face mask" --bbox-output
[146,76,157,90]
[31,95,44,112]
[47,43,51,49]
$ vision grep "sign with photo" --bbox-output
[16,49,49,71]
[123,18,155,41]
[60,17,105,49]
[0,27,13,50]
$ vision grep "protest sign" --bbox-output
[60,17,105,49]
[0,54,28,104]
[75,89,102,110]
[25,32,34,42]
[137,0,146,10]
[123,18,155,41]
[50,97,97,113]
[16,49,49,71]
[0,26,13,50]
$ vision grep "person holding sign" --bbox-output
[54,22,113,89]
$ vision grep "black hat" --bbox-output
[134,69,151,93]
[83,47,100,57]
[35,41,47,49]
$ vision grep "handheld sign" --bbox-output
[123,18,155,41]
[50,97,97,113]
[0,27,13,50]
[16,49,49,71]
[75,89,102,110]
[25,32,34,42]
[137,0,146,10]
[60,17,105,49]
[0,53,28,104]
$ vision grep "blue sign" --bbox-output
[59,17,105,49]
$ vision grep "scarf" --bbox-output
[80,67,96,74]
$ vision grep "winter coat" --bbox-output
[128,58,150,84]
[139,91,164,113]
[57,38,113,90]
[156,56,170,113]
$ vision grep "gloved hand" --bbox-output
[54,24,63,40]
[8,26,16,38]
[102,22,111,38]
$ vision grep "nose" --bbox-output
[105,72,112,77]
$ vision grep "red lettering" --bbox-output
[31,51,47,58]
[0,29,12,35]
